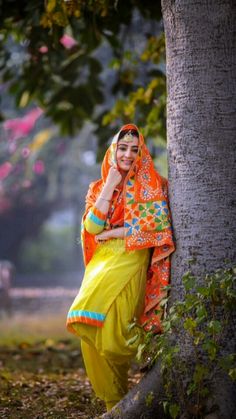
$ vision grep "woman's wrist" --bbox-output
[100,183,115,200]
[94,183,114,215]
[109,227,124,238]
[99,197,111,202]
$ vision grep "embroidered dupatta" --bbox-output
[81,124,175,332]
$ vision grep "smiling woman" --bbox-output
[116,129,139,173]
[66,124,175,411]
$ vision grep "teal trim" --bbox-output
[88,210,105,226]
[67,309,106,322]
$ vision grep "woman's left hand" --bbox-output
[95,227,125,242]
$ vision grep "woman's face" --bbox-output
[116,135,139,173]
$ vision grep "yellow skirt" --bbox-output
[66,239,150,409]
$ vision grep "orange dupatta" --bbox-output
[81,124,175,332]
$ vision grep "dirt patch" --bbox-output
[0,318,142,418]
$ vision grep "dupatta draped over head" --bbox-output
[81,124,175,332]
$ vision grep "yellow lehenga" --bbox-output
[67,238,150,408]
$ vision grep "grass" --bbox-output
[0,311,76,346]
[0,312,106,418]
[0,312,142,418]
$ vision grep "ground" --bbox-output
[0,309,142,418]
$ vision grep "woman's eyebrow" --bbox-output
[118,143,138,148]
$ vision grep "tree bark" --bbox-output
[164,0,236,297]
[164,2,236,418]
[102,1,236,417]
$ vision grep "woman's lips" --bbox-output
[122,160,133,164]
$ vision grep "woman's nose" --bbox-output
[124,148,132,157]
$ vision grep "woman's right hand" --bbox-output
[96,166,122,207]
[95,227,124,242]
[105,166,122,189]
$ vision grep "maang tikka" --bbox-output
[122,130,135,142]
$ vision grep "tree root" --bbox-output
[101,361,167,419]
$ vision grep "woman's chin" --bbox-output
[119,168,130,175]
[119,164,132,172]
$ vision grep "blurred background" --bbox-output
[0,1,167,342]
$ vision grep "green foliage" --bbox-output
[0,0,167,202]
[0,0,165,142]
[102,32,166,141]
[145,391,154,407]
[169,404,180,419]
[102,69,167,141]
[0,0,167,260]
[137,267,236,418]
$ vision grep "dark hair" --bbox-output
[118,129,139,141]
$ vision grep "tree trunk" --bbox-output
[164,0,236,296]
[102,1,236,417]
[164,1,236,418]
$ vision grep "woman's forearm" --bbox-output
[110,227,125,238]
[84,183,117,236]
[94,183,115,214]
[95,227,125,242]
[94,166,122,214]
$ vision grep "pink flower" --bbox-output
[21,147,30,159]
[39,45,48,54]
[33,160,45,175]
[0,162,13,180]
[60,34,77,49]
[3,107,43,141]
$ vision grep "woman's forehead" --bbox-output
[118,136,139,146]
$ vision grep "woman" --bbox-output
[67,124,174,411]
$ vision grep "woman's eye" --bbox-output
[118,146,138,153]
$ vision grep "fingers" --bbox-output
[95,229,114,242]
[110,166,120,174]
[95,234,108,243]
[107,166,122,187]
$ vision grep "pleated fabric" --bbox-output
[67,239,150,406]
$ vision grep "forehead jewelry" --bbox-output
[122,130,136,142]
